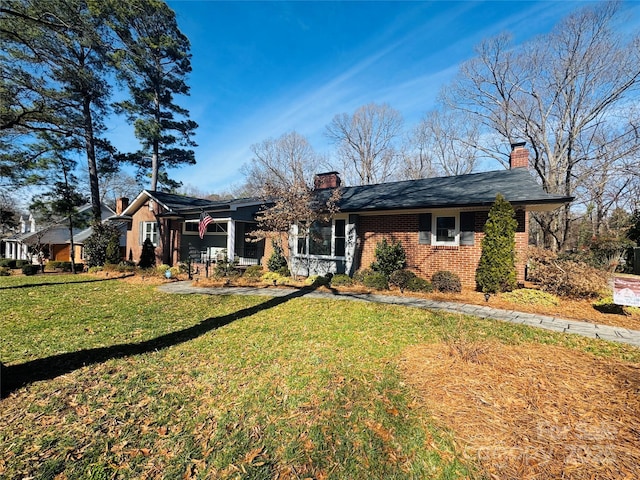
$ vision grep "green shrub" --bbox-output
[214,257,240,278]
[475,193,518,293]
[389,269,416,292]
[156,264,171,275]
[169,266,181,277]
[354,269,389,290]
[16,259,30,268]
[261,271,289,285]
[276,266,290,277]
[527,248,609,299]
[330,274,353,287]
[371,238,406,279]
[243,265,264,278]
[0,259,17,269]
[267,240,288,272]
[0,267,10,276]
[406,276,433,293]
[85,223,123,267]
[138,238,156,269]
[502,288,559,307]
[22,264,39,276]
[432,270,462,293]
[88,266,103,273]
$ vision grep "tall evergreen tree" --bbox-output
[105,0,197,191]
[476,194,518,293]
[1,0,114,222]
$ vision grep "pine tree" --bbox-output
[476,193,518,293]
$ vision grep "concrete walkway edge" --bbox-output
[157,281,640,348]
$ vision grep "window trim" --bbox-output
[432,211,459,247]
[294,217,347,259]
[141,221,159,246]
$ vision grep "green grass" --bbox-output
[1,275,639,479]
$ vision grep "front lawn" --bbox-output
[1,275,639,479]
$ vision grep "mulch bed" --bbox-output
[400,341,640,479]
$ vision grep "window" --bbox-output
[436,216,456,243]
[141,221,158,246]
[296,218,346,257]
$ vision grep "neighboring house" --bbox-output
[116,191,266,267]
[269,143,573,288]
[3,204,119,264]
[3,214,36,260]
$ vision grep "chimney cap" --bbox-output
[510,141,527,150]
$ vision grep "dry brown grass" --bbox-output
[400,341,640,480]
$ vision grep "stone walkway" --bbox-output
[158,281,640,348]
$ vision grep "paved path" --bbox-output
[158,281,640,348]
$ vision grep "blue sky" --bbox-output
[106,0,640,194]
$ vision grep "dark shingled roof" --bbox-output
[324,168,572,212]
[147,191,261,214]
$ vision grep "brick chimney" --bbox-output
[510,142,529,169]
[314,172,341,190]
[116,197,129,215]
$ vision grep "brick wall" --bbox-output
[357,211,528,288]
[126,199,164,265]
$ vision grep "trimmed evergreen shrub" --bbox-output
[354,269,389,290]
[85,223,123,267]
[0,259,17,269]
[330,274,353,287]
[16,260,30,268]
[267,240,288,272]
[243,265,264,278]
[476,193,518,293]
[371,238,406,279]
[389,269,416,292]
[22,264,39,276]
[406,276,433,293]
[276,266,290,277]
[432,270,462,293]
[138,238,156,269]
[0,267,10,276]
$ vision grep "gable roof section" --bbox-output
[119,190,264,218]
[326,169,572,213]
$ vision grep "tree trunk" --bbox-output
[83,95,102,223]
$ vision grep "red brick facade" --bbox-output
[126,199,180,266]
[357,210,528,288]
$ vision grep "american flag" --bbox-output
[199,211,214,239]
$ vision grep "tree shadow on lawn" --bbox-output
[0,273,134,290]
[1,287,313,398]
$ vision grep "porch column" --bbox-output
[226,220,235,261]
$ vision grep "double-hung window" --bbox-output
[296,218,346,257]
[141,221,158,246]
[418,211,476,246]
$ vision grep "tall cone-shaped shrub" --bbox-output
[476,193,518,293]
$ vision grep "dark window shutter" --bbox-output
[418,213,432,245]
[460,212,475,246]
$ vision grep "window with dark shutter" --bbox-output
[460,211,475,246]
[418,213,432,245]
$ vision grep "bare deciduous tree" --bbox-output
[442,1,640,249]
[400,110,480,179]
[241,131,319,196]
[325,103,403,185]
